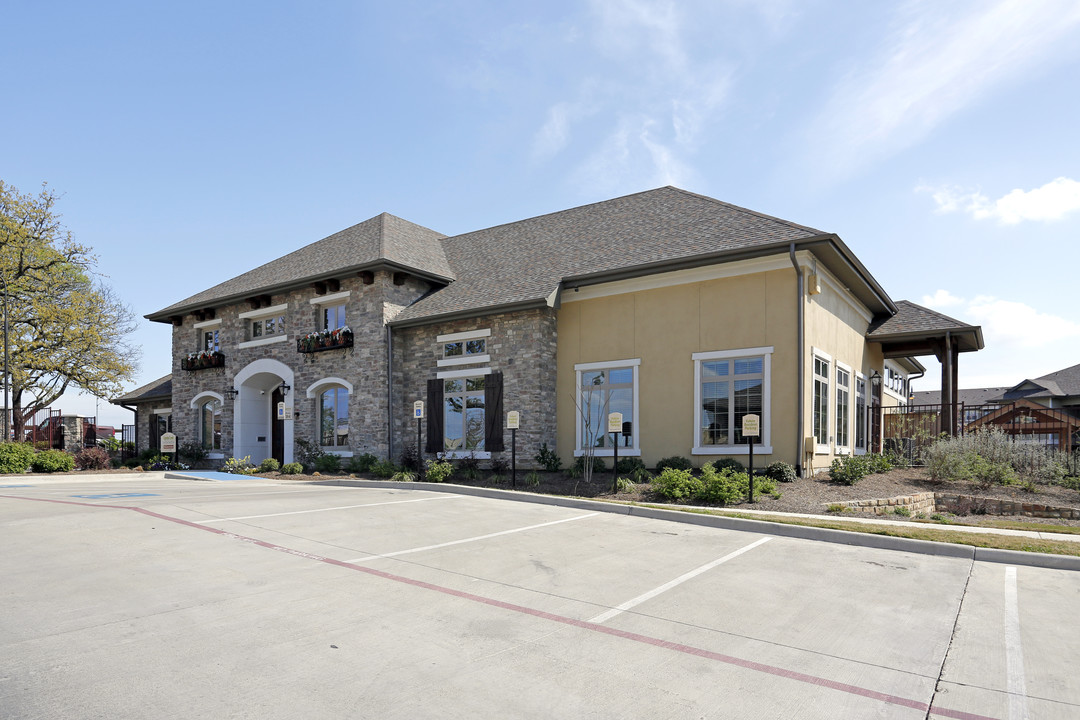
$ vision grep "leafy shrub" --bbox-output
[695,463,744,505]
[829,456,869,485]
[713,458,745,474]
[652,467,702,500]
[146,454,187,471]
[615,457,646,475]
[257,458,280,473]
[178,442,208,465]
[280,462,303,475]
[347,453,378,473]
[371,460,397,478]
[764,461,797,483]
[0,442,37,474]
[74,446,111,470]
[893,506,911,517]
[524,470,542,487]
[123,458,140,469]
[615,476,635,493]
[866,454,893,475]
[399,443,422,471]
[426,459,454,483]
[655,456,692,472]
[31,449,75,473]
[534,442,562,472]
[294,439,327,471]
[489,456,510,474]
[1061,475,1080,491]
[222,456,254,474]
[391,469,417,482]
[110,458,121,468]
[314,454,342,473]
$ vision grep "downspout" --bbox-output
[387,325,394,462]
[789,243,804,477]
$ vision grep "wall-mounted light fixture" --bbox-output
[280,381,291,397]
[224,388,239,399]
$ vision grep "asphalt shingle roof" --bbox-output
[1005,361,1080,400]
[866,300,976,337]
[392,186,825,324]
[112,374,173,404]
[150,214,450,318]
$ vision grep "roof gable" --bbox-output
[149,213,450,320]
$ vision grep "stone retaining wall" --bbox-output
[830,492,1080,520]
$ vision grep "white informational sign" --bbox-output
[160,432,177,454]
[742,413,760,438]
[413,400,425,419]
[277,402,292,420]
[506,411,520,429]
[607,412,623,434]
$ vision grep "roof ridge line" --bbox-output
[666,186,827,236]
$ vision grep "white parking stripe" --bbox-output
[344,512,600,563]
[589,537,773,624]
[1004,566,1029,720]
[193,494,461,523]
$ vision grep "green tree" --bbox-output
[0,181,139,437]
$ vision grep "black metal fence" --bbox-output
[882,402,1080,475]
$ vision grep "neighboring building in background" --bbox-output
[912,362,1080,452]
[111,374,173,455]
[139,187,983,474]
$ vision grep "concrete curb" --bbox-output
[307,478,1080,571]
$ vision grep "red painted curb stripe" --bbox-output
[4,494,999,720]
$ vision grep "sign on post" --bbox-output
[160,432,177,454]
[742,414,759,503]
[413,401,425,419]
[607,412,623,434]
[506,411,520,429]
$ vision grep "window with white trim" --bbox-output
[813,354,830,448]
[855,375,867,452]
[835,365,850,451]
[199,399,222,451]
[574,360,639,455]
[445,337,485,358]
[693,348,772,454]
[319,387,349,447]
[202,329,219,352]
[251,314,285,339]
[437,328,492,368]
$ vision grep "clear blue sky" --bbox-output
[4,0,1080,428]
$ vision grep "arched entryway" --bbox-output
[232,358,295,465]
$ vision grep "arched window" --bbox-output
[200,399,222,450]
[320,387,348,447]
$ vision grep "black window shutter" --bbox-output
[425,378,443,454]
[485,371,505,452]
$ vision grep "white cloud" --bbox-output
[921,289,964,308]
[920,177,1080,224]
[912,292,1080,391]
[806,0,1080,181]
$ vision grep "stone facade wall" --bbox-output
[831,492,1080,519]
[130,399,171,454]
[392,307,558,468]
[170,270,431,463]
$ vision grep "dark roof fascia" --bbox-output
[147,260,454,323]
[870,326,985,353]
[798,236,897,316]
[388,298,552,330]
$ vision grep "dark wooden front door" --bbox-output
[271,387,285,465]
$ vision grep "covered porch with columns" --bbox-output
[867,300,985,436]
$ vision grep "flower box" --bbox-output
[182,351,226,371]
[297,327,354,354]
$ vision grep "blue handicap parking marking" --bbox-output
[0,484,33,488]
[71,493,160,499]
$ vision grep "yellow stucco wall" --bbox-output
[556,266,799,468]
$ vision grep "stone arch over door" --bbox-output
[233,358,295,465]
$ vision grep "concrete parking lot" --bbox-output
[2,474,1078,719]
